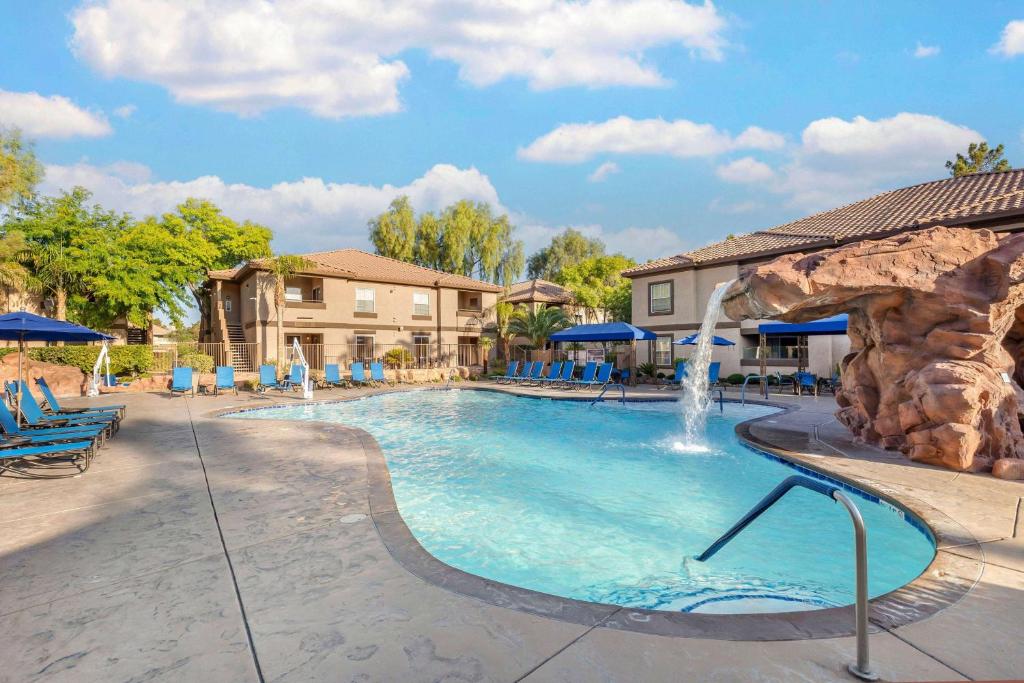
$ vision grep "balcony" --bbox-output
[457,290,483,314]
[284,276,325,308]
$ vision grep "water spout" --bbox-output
[678,280,735,447]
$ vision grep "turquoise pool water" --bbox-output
[231,390,935,614]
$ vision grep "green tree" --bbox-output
[526,228,605,280]
[414,211,442,269]
[508,304,570,349]
[0,129,43,208]
[489,300,515,360]
[0,231,29,312]
[478,335,494,374]
[369,196,416,262]
[261,254,313,365]
[157,199,272,340]
[945,142,1012,177]
[557,254,637,323]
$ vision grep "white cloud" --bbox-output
[715,156,774,183]
[991,20,1024,57]
[518,116,784,163]
[42,162,505,253]
[113,104,137,118]
[776,113,982,209]
[71,0,729,119]
[0,89,111,139]
[587,161,621,182]
[913,42,940,58]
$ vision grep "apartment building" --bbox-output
[624,170,1024,377]
[204,249,502,369]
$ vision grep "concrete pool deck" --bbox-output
[0,385,1021,682]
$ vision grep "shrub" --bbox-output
[637,361,656,377]
[29,345,155,375]
[656,372,666,379]
[726,373,746,385]
[384,348,415,368]
[244,378,260,392]
[177,351,214,373]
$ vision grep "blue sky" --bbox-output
[2,0,1022,266]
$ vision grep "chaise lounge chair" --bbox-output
[494,360,519,384]
[519,362,545,385]
[552,360,575,388]
[581,362,614,390]
[35,377,125,419]
[350,362,372,386]
[0,437,98,477]
[257,365,287,393]
[170,367,194,397]
[534,361,562,387]
[8,382,118,436]
[321,363,349,389]
[281,364,305,391]
[370,361,393,386]
[0,400,107,446]
[214,366,238,395]
[565,361,597,390]
[509,361,534,384]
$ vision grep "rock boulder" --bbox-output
[0,352,86,397]
[722,226,1024,476]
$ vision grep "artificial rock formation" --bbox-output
[722,226,1024,478]
[0,353,86,397]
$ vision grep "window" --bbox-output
[355,288,375,313]
[285,285,303,302]
[413,292,430,316]
[649,281,673,315]
[654,335,672,367]
[223,297,232,312]
[311,286,322,303]
[355,335,375,360]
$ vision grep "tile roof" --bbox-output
[219,249,503,292]
[208,267,242,280]
[623,169,1024,276]
[504,279,574,304]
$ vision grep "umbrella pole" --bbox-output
[17,336,23,427]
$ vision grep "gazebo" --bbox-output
[757,314,848,374]
[549,322,656,385]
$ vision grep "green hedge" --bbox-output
[28,345,154,375]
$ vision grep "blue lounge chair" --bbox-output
[8,382,118,435]
[510,361,534,384]
[257,365,287,393]
[350,362,372,386]
[104,373,129,387]
[0,438,98,477]
[35,377,125,418]
[494,360,519,384]
[581,362,614,390]
[553,360,575,388]
[565,361,597,390]
[322,364,348,389]
[794,371,818,396]
[170,367,194,397]
[535,361,562,386]
[370,361,392,386]
[281,364,304,391]
[520,362,545,385]
[669,359,687,383]
[708,362,722,389]
[214,366,237,395]
[0,400,106,445]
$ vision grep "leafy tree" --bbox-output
[157,199,272,340]
[369,196,416,262]
[261,254,313,364]
[556,254,636,323]
[526,228,605,280]
[0,129,43,208]
[414,211,442,269]
[489,300,515,360]
[0,231,29,312]
[508,304,570,349]
[477,335,494,374]
[946,142,1012,177]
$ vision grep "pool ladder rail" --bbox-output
[695,475,878,681]
[589,383,626,406]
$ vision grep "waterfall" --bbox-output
[676,280,734,450]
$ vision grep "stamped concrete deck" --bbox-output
[0,385,1021,682]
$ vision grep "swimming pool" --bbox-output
[231,390,935,614]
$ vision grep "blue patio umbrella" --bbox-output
[674,333,736,346]
[0,312,113,424]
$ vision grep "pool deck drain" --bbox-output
[0,386,1020,681]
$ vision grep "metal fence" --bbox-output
[152,343,260,373]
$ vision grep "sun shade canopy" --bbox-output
[758,314,848,336]
[674,333,736,346]
[549,322,657,342]
[0,312,114,342]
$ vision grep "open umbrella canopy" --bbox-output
[0,312,113,343]
[549,322,657,342]
[674,333,736,346]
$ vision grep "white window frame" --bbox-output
[285,285,303,302]
[355,288,375,313]
[654,335,673,367]
[649,282,672,314]
[223,298,232,312]
[413,292,430,316]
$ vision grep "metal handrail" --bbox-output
[740,374,768,404]
[444,368,457,389]
[695,475,877,681]
[710,388,724,413]
[590,382,626,407]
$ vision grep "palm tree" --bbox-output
[491,300,514,360]
[261,254,313,365]
[508,304,570,351]
[478,335,494,374]
[0,231,29,312]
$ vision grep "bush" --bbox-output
[29,345,155,375]
[177,351,214,373]
[726,373,746,385]
[383,348,415,368]
[637,361,656,378]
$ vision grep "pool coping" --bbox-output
[210,386,982,641]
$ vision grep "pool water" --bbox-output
[231,390,935,614]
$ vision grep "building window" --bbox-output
[285,285,303,302]
[223,298,232,312]
[311,286,322,303]
[355,335,375,360]
[649,281,673,315]
[653,335,673,367]
[355,288,375,313]
[413,292,430,316]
